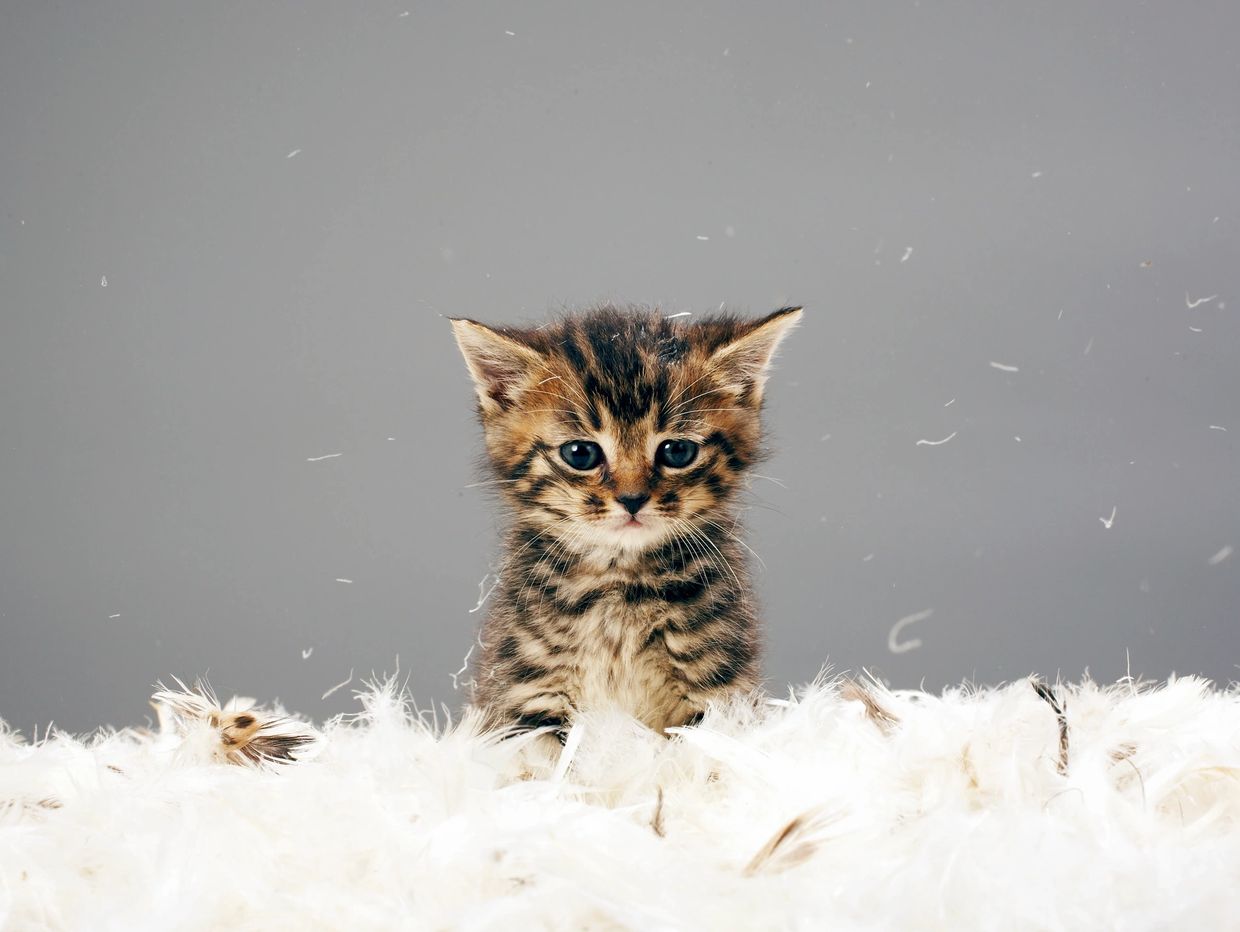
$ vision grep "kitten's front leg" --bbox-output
[512,709,569,745]
[478,684,575,745]
[486,697,574,776]
[679,709,706,729]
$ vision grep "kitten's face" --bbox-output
[452,307,801,554]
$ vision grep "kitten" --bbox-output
[450,305,801,736]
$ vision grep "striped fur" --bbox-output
[451,305,801,735]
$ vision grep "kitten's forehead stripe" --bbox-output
[517,308,733,429]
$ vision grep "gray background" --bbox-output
[1,1,1236,735]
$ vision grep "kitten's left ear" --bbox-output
[709,306,803,403]
[450,318,544,414]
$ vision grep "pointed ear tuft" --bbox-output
[709,306,803,403]
[450,318,543,414]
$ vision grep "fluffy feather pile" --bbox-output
[2,673,1239,930]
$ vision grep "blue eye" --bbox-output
[560,440,604,470]
[656,439,698,468]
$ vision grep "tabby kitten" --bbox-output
[451,305,801,736]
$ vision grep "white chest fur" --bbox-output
[568,592,684,730]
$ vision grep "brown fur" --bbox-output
[451,305,801,735]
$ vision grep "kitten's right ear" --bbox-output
[450,318,543,414]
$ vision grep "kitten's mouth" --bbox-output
[598,513,664,547]
[607,514,655,535]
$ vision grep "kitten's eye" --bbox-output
[656,439,698,469]
[560,440,604,471]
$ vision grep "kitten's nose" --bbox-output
[617,493,650,516]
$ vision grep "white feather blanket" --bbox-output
[2,674,1239,930]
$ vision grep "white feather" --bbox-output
[2,674,1239,928]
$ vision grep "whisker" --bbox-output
[504,514,579,566]
[673,518,742,590]
[734,494,789,519]
[667,385,732,416]
[520,387,589,413]
[526,378,593,414]
[668,519,718,590]
[666,362,725,408]
[462,478,522,489]
[698,517,767,571]
[555,377,593,411]
[748,473,788,489]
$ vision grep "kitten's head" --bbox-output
[451,306,801,553]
